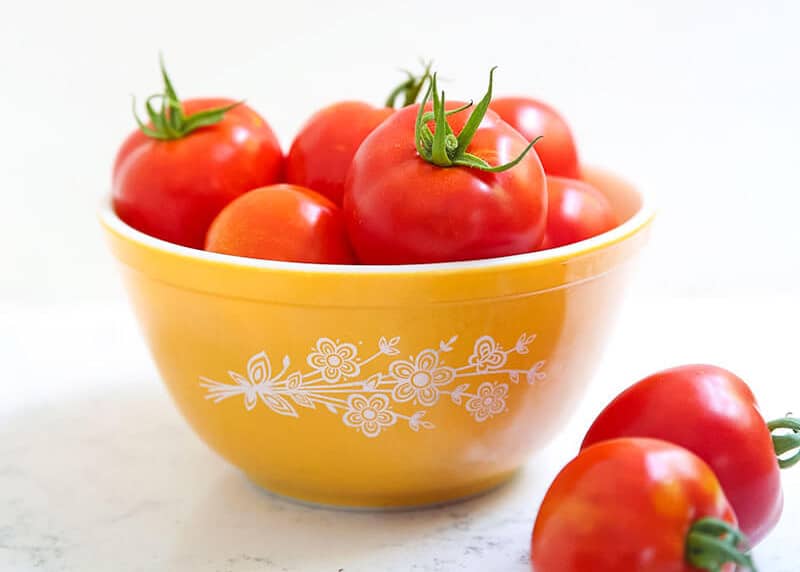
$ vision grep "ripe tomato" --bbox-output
[205,184,355,264]
[532,438,754,572]
[113,61,283,249]
[490,97,580,179]
[540,176,618,249]
[285,66,430,205]
[285,102,392,206]
[582,364,795,545]
[344,70,546,264]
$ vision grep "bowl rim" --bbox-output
[99,169,656,276]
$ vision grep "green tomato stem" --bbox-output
[414,67,540,172]
[430,78,452,166]
[767,416,800,469]
[132,56,241,141]
[384,61,433,109]
[685,517,757,571]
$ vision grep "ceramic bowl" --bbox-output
[100,167,654,508]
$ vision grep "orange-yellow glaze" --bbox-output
[100,167,654,508]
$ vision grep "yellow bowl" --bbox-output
[100,167,654,508]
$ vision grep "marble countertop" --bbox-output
[2,294,798,571]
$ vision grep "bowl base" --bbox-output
[243,469,519,512]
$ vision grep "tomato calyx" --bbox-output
[132,56,242,141]
[414,68,542,172]
[685,517,757,571]
[384,60,433,109]
[767,415,800,469]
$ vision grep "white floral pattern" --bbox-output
[306,338,359,382]
[466,382,508,422]
[468,336,507,372]
[389,350,455,406]
[342,394,396,437]
[200,332,545,438]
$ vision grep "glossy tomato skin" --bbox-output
[205,184,355,264]
[532,438,737,572]
[541,176,618,249]
[490,97,580,179]
[581,365,782,545]
[285,101,393,206]
[343,102,547,264]
[113,98,283,249]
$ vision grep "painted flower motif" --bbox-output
[226,351,272,410]
[307,338,360,382]
[202,332,546,438]
[284,371,316,410]
[526,360,547,384]
[468,335,507,372]
[466,382,508,422]
[515,332,536,355]
[390,349,455,406]
[342,394,396,438]
[285,371,303,390]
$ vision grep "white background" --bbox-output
[1,1,800,571]
[0,0,799,305]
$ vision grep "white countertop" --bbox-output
[1,294,798,571]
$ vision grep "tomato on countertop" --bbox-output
[205,184,355,264]
[490,96,580,179]
[531,438,756,572]
[285,64,431,205]
[582,364,800,545]
[344,69,547,264]
[112,59,283,249]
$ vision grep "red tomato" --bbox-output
[540,176,618,249]
[490,97,580,179]
[581,364,786,545]
[285,66,430,206]
[532,438,753,572]
[205,184,355,264]
[344,71,546,264]
[285,102,393,205]
[113,62,283,249]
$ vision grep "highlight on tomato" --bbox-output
[112,58,283,249]
[344,68,547,264]
[205,184,355,264]
[285,63,432,205]
[581,364,800,545]
[531,438,756,572]
[490,96,580,179]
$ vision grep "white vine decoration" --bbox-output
[200,332,546,438]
